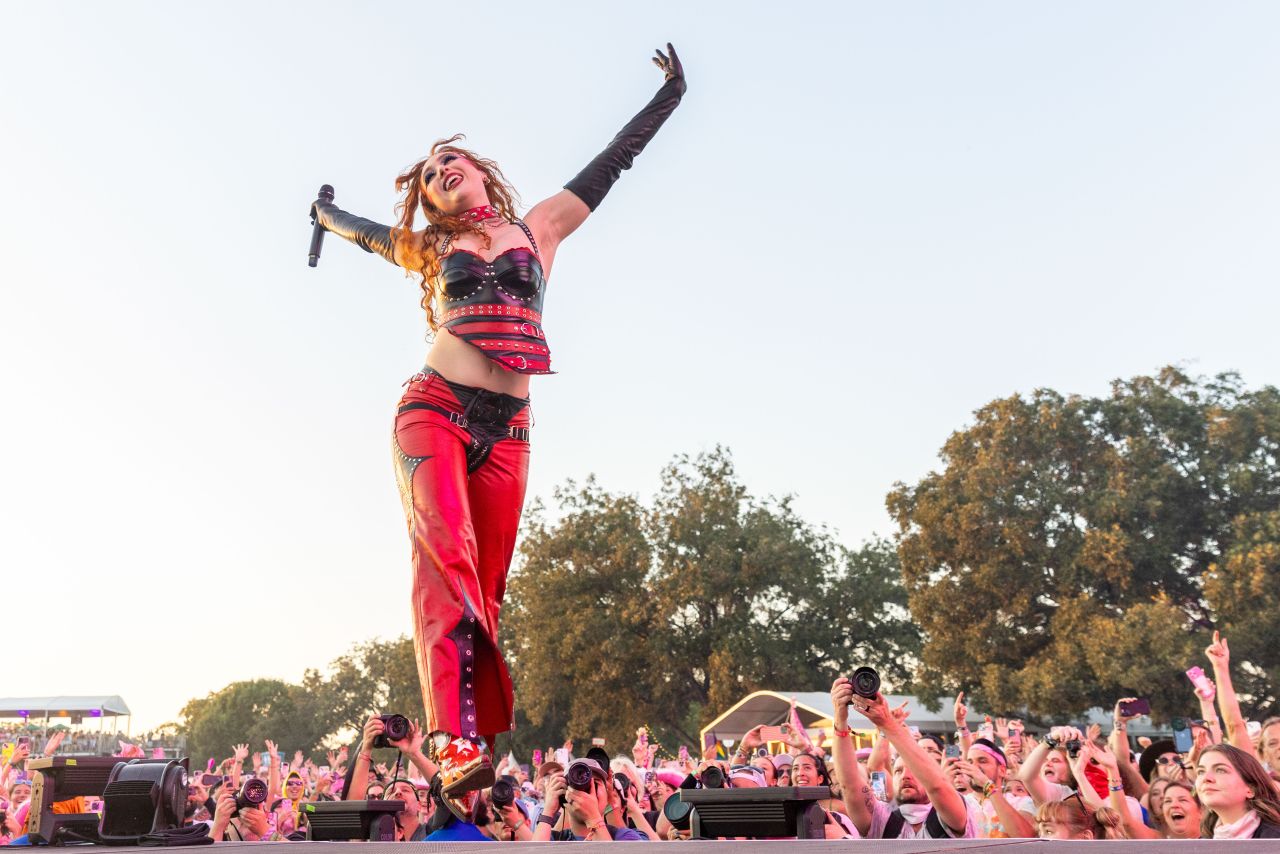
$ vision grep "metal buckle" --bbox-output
[513,355,528,370]
[449,411,469,429]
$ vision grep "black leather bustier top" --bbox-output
[437,221,552,374]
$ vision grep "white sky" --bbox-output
[3,1,1278,732]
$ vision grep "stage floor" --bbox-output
[196,841,1280,852]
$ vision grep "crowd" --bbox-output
[2,630,1277,842]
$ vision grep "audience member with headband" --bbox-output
[308,42,687,816]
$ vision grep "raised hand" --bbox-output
[890,700,911,724]
[234,743,250,763]
[954,691,969,729]
[392,719,425,756]
[651,43,684,85]
[1206,630,1230,666]
[293,750,305,768]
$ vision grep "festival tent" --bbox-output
[700,690,1165,750]
[0,696,132,733]
[699,691,957,751]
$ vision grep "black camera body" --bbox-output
[372,714,411,749]
[850,667,881,699]
[1065,739,1082,759]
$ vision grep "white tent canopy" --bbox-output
[0,695,131,718]
[700,690,1164,747]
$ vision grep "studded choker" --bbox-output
[459,204,501,224]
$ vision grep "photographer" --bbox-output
[534,758,648,841]
[345,715,437,801]
[207,779,270,842]
[830,677,976,839]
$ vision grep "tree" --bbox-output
[502,447,922,755]
[888,367,1280,721]
[181,679,326,769]
[180,637,424,768]
[1204,509,1280,717]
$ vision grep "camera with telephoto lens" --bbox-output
[558,760,598,807]
[236,777,269,814]
[849,667,881,699]
[698,765,725,789]
[490,775,518,810]
[372,714,411,749]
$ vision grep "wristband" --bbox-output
[982,782,995,798]
[537,813,558,827]
[833,726,851,738]
[1109,784,1124,792]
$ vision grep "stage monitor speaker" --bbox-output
[26,756,120,845]
[679,785,831,839]
[303,799,404,841]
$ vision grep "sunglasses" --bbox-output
[1156,756,1186,768]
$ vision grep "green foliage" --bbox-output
[1205,509,1280,716]
[502,446,922,755]
[180,638,424,769]
[888,367,1280,721]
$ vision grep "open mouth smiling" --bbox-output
[443,172,462,191]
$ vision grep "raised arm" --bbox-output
[1205,632,1258,758]
[1019,727,1081,806]
[857,691,969,836]
[311,199,400,266]
[829,678,876,837]
[525,43,687,254]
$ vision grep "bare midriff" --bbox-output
[425,326,532,397]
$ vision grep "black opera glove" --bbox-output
[311,200,397,265]
[563,43,686,212]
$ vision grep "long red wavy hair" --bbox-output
[392,135,521,330]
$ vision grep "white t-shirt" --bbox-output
[867,798,978,839]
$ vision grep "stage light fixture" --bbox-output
[99,759,189,844]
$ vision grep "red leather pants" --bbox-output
[392,370,531,742]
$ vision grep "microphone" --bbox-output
[308,184,335,267]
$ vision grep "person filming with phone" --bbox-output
[830,677,977,839]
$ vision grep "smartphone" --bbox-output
[1247,721,1263,739]
[532,750,543,767]
[16,736,30,750]
[759,725,788,742]
[1118,698,1151,718]
[909,726,922,739]
[85,798,104,814]
[678,745,689,763]
[869,771,887,802]
[201,774,224,787]
[591,738,606,747]
[1172,720,1194,753]
[944,744,962,760]
[261,751,272,766]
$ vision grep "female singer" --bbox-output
[311,45,686,806]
